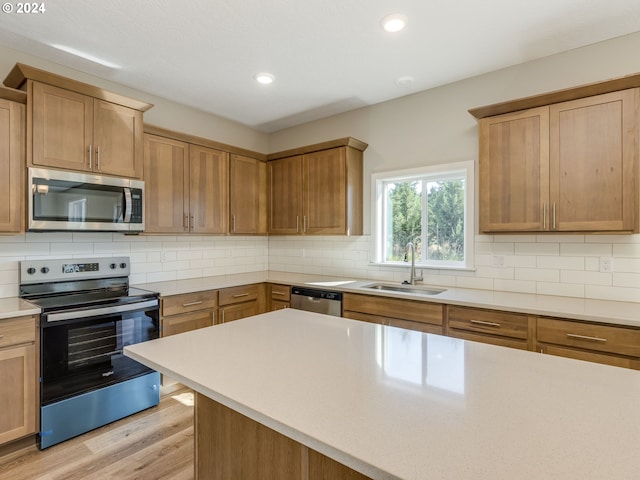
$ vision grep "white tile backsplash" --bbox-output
[266,234,640,303]
[0,233,269,298]
[1,231,639,303]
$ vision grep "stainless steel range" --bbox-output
[19,256,160,449]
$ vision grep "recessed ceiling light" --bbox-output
[255,72,275,85]
[395,76,414,87]
[381,13,407,33]
[50,44,122,69]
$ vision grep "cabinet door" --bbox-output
[219,301,259,323]
[304,147,348,234]
[479,107,550,232]
[268,156,303,234]
[229,154,267,234]
[143,134,189,233]
[0,98,24,232]
[93,100,143,178]
[549,89,638,232]
[189,145,228,234]
[0,344,36,445]
[31,82,93,172]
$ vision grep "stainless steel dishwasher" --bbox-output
[290,287,342,317]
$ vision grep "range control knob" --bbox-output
[120,262,127,269]
[27,267,36,275]
[110,263,117,269]
[40,267,49,274]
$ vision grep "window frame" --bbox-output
[371,160,475,270]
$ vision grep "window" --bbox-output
[372,161,474,269]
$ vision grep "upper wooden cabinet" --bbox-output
[144,133,228,234]
[229,154,267,235]
[4,63,152,179]
[0,89,25,233]
[472,78,640,234]
[267,138,367,236]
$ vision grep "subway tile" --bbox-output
[536,256,584,270]
[493,279,536,294]
[514,243,559,256]
[536,282,585,298]
[561,269,612,286]
[613,273,640,288]
[515,268,559,282]
[560,243,611,256]
[585,285,640,303]
[613,243,640,257]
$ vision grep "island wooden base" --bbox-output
[195,393,373,480]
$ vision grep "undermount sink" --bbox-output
[362,283,446,296]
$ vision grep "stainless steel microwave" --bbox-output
[28,168,144,232]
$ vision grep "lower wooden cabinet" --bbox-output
[0,315,37,446]
[447,305,532,350]
[195,393,372,480]
[536,316,640,369]
[343,293,444,335]
[268,283,290,311]
[161,290,217,337]
[218,284,266,323]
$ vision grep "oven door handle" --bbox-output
[45,299,159,323]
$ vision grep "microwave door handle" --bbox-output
[123,188,132,223]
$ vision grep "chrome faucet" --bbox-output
[403,241,423,285]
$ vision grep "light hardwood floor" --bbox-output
[0,389,194,480]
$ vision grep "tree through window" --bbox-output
[373,161,474,269]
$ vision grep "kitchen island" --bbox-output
[125,308,640,480]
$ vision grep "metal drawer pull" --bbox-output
[0,334,4,339]
[566,333,607,343]
[233,293,250,298]
[470,319,501,328]
[182,301,204,307]
[272,291,287,296]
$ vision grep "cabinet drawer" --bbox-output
[537,317,640,357]
[448,329,528,350]
[344,310,443,335]
[448,306,528,340]
[219,284,260,306]
[343,293,443,326]
[162,309,215,337]
[162,290,217,317]
[0,316,36,348]
[539,344,640,370]
[219,302,259,323]
[270,284,291,301]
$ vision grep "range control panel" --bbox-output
[20,256,131,284]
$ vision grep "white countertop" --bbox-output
[138,270,640,327]
[125,309,640,480]
[0,297,41,320]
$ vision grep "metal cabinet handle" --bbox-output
[303,215,307,233]
[566,333,607,343]
[552,202,557,230]
[88,144,93,169]
[182,301,203,307]
[232,215,236,233]
[221,310,225,323]
[95,145,101,171]
[183,214,189,231]
[296,216,300,233]
[233,293,250,298]
[0,334,4,339]
[470,319,501,328]
[190,215,194,231]
[272,291,287,296]
[543,203,547,230]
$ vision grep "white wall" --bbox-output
[267,32,640,303]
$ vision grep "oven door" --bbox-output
[41,301,159,405]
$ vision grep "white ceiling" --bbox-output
[1,0,639,133]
